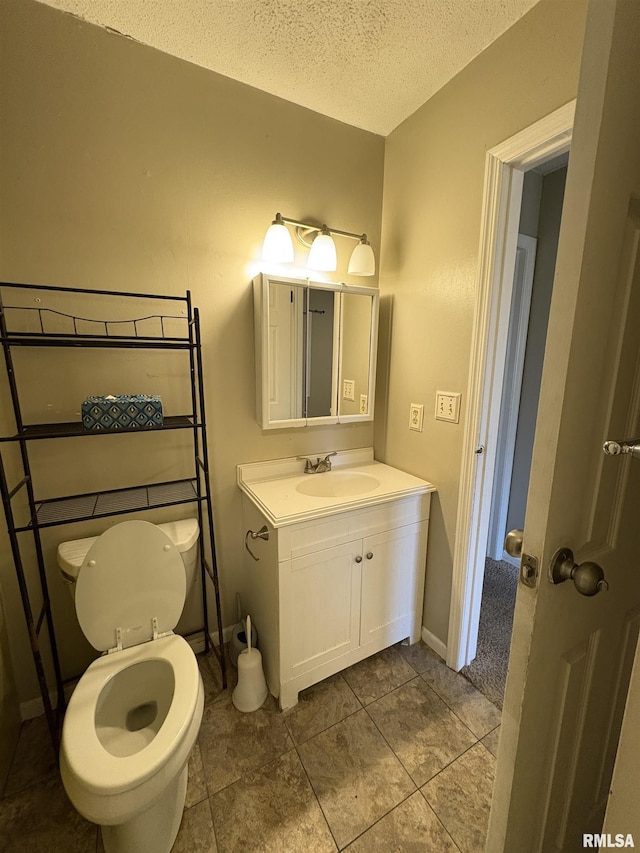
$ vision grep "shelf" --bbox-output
[0,286,193,348]
[0,415,200,442]
[17,478,201,530]
[0,332,195,349]
[0,282,227,755]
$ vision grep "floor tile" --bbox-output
[342,646,417,705]
[481,725,501,759]
[3,716,58,797]
[366,677,477,786]
[173,799,218,853]
[421,660,502,738]
[298,708,415,849]
[185,741,208,808]
[0,773,97,853]
[210,749,336,853]
[198,693,292,794]
[397,640,442,674]
[283,672,361,745]
[421,743,496,853]
[343,791,461,852]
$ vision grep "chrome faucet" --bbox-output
[297,451,337,474]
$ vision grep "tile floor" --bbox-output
[0,641,500,852]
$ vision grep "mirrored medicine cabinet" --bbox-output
[253,274,379,429]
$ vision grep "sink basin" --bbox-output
[295,471,381,498]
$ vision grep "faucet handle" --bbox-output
[320,451,337,470]
[297,455,315,473]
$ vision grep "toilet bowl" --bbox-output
[59,520,204,853]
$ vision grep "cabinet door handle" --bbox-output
[355,555,363,563]
[366,552,373,560]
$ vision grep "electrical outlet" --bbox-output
[359,394,368,414]
[343,379,355,401]
[435,391,461,423]
[409,403,424,432]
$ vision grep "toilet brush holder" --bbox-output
[232,615,268,713]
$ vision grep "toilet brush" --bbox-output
[232,615,268,712]
[230,594,258,667]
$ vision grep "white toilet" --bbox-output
[58,519,204,853]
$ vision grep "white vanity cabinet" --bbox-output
[239,487,431,709]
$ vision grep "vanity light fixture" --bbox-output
[262,212,376,276]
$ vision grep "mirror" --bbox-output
[253,274,378,429]
[339,291,375,419]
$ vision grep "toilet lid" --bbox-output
[75,520,187,652]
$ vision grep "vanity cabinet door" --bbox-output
[359,521,428,649]
[280,540,362,681]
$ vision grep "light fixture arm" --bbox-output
[276,214,367,244]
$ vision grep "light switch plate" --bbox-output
[343,379,355,401]
[409,403,424,432]
[435,391,461,423]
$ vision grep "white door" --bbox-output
[488,2,640,850]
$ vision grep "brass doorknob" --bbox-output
[550,548,609,596]
[504,529,524,559]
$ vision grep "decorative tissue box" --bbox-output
[81,395,164,431]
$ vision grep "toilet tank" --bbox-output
[57,518,200,598]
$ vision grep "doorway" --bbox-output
[460,158,569,707]
[446,101,575,676]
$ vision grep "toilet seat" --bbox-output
[61,634,200,798]
[75,520,186,652]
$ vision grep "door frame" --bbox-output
[486,233,537,564]
[446,101,575,672]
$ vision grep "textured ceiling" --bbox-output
[37,0,540,136]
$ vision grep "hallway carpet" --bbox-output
[460,557,519,710]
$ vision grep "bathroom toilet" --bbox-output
[59,519,204,853]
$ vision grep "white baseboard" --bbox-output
[421,626,447,661]
[19,625,235,721]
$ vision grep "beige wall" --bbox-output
[0,0,383,704]
[376,0,587,646]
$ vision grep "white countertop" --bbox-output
[237,448,436,528]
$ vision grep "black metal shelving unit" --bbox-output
[0,282,226,753]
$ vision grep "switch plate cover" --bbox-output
[343,379,355,401]
[435,391,461,423]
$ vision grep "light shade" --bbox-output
[262,214,294,263]
[348,237,375,276]
[307,227,337,272]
